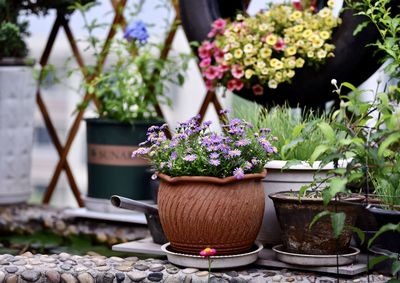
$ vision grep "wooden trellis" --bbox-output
[39,0,236,205]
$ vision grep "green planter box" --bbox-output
[86,118,163,202]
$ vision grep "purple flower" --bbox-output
[132,147,151,158]
[203,120,212,127]
[209,152,219,159]
[183,154,197,162]
[169,140,178,147]
[233,167,245,179]
[260,128,271,133]
[124,20,149,44]
[210,159,220,166]
[235,138,251,147]
[228,149,241,157]
[244,161,253,170]
[170,152,178,160]
[219,109,231,115]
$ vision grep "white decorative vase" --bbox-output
[257,160,334,246]
[0,65,36,204]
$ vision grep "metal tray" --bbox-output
[273,245,360,266]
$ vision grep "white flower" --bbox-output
[129,104,139,112]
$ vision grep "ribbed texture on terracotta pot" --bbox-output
[269,192,364,255]
[157,171,266,255]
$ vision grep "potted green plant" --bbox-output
[0,1,36,204]
[72,3,190,211]
[233,100,338,245]
[133,112,277,255]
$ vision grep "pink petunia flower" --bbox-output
[235,79,244,91]
[252,84,264,95]
[203,66,220,80]
[207,29,217,38]
[274,38,286,51]
[218,64,230,73]
[198,45,211,59]
[214,49,225,63]
[227,79,237,91]
[293,0,303,11]
[200,58,212,68]
[213,19,227,30]
[205,80,215,91]
[202,41,214,51]
[231,65,244,79]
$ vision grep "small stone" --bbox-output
[265,272,276,277]
[115,265,132,272]
[226,271,239,277]
[77,272,94,283]
[92,259,106,266]
[210,278,229,283]
[353,280,361,283]
[296,277,303,281]
[46,270,60,283]
[25,264,33,270]
[48,263,57,268]
[196,271,209,277]
[230,278,246,283]
[0,260,9,265]
[75,267,88,273]
[212,273,223,278]
[182,268,198,274]
[184,275,192,283]
[148,272,163,282]
[109,256,124,262]
[149,264,165,272]
[133,264,149,271]
[164,276,180,283]
[125,256,139,262]
[378,275,385,281]
[247,269,258,274]
[272,275,282,282]
[61,273,78,283]
[103,273,115,283]
[0,271,4,283]
[21,252,33,257]
[12,259,26,265]
[96,266,111,272]
[29,259,41,265]
[286,277,295,282]
[284,273,292,277]
[59,252,71,258]
[60,264,72,271]
[166,267,179,274]
[5,274,18,283]
[5,266,18,273]
[21,270,41,282]
[252,274,260,278]
[127,271,147,282]
[64,259,77,266]
[41,257,57,263]
[81,261,94,267]
[115,272,125,283]
[308,276,316,283]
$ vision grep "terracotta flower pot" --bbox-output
[157,170,267,255]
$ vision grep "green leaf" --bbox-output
[299,184,310,199]
[378,132,400,157]
[323,177,348,205]
[353,21,370,35]
[350,226,365,245]
[309,211,331,230]
[331,212,346,239]
[291,123,305,138]
[309,144,330,165]
[392,260,400,276]
[318,122,336,144]
[368,255,389,269]
[368,223,400,248]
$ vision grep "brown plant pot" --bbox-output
[157,170,267,255]
[269,192,364,255]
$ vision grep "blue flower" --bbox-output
[183,154,197,162]
[124,20,149,44]
[210,159,220,166]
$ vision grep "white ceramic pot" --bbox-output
[0,65,36,204]
[257,160,334,245]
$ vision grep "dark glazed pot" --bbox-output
[157,170,266,255]
[269,192,364,255]
[179,0,397,110]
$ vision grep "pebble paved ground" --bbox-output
[0,252,390,282]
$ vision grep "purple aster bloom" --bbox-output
[235,138,251,147]
[244,161,253,170]
[260,128,271,133]
[228,149,241,157]
[233,167,245,179]
[209,152,219,159]
[210,159,220,166]
[183,154,197,162]
[203,120,212,127]
[124,20,149,44]
[170,151,178,160]
[219,109,231,115]
[160,123,169,130]
[251,158,259,165]
[169,140,178,147]
[218,143,230,153]
[206,145,217,152]
[132,147,151,158]
[147,125,159,132]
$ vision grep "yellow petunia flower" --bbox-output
[302,29,313,38]
[293,25,304,33]
[234,49,243,59]
[327,0,335,8]
[312,38,324,48]
[259,24,268,31]
[295,58,305,68]
[319,31,330,40]
[224,53,233,61]
[266,34,278,45]
[261,67,269,75]
[260,48,272,58]
[287,69,295,78]
[319,8,332,18]
[307,51,314,58]
[244,43,254,53]
[257,61,266,69]
[268,79,278,89]
[317,49,327,58]
[286,46,297,56]
[245,69,254,79]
